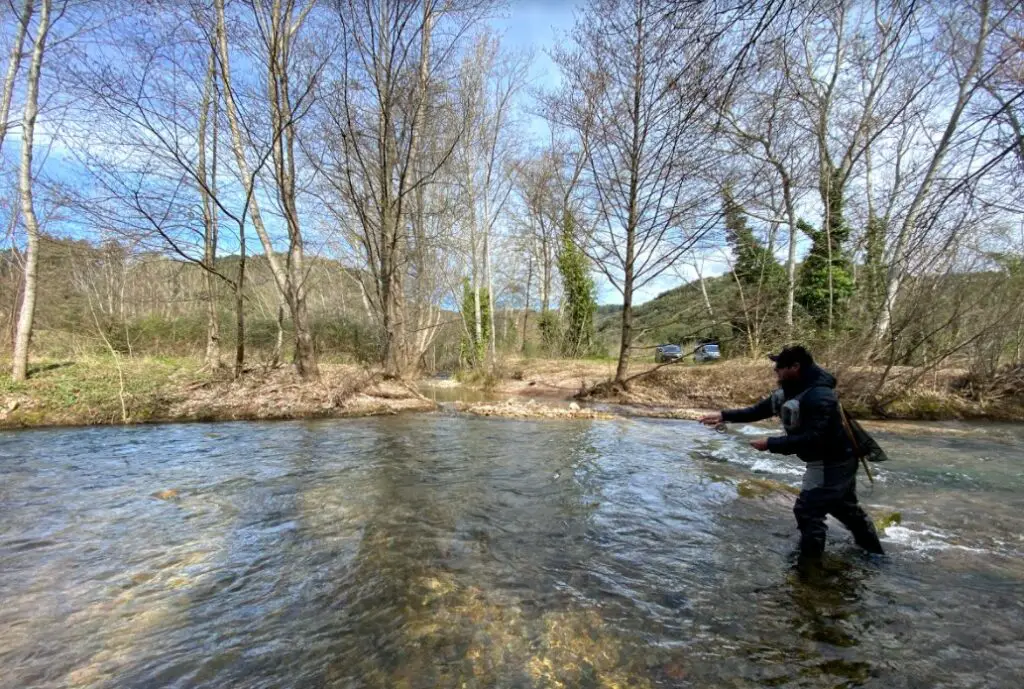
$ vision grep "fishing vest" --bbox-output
[770,387,814,434]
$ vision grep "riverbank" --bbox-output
[470,357,1024,422]
[0,357,435,429]
[2,355,1021,430]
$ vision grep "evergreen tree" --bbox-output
[557,210,597,357]
[537,310,559,354]
[723,190,785,287]
[796,216,854,328]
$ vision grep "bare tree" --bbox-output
[214,0,322,378]
[779,0,930,332]
[553,0,731,383]
[718,55,811,330]
[0,0,33,155]
[876,0,1001,341]
[12,0,54,381]
[65,4,253,376]
[317,0,492,377]
[453,32,527,366]
[197,44,222,369]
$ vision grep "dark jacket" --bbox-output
[721,365,854,465]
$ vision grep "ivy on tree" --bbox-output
[460,278,491,368]
[557,210,597,358]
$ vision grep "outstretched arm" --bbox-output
[721,396,774,424]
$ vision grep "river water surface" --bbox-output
[1,415,1022,688]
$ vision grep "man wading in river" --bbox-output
[700,346,884,559]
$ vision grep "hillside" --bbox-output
[595,276,728,357]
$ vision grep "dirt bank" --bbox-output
[3,355,1021,430]
[0,358,435,429]
[483,358,1024,421]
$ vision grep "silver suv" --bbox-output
[694,343,720,363]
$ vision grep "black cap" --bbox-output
[768,345,814,369]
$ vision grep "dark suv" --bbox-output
[655,344,682,363]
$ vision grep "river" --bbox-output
[1,414,1022,688]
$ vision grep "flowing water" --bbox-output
[1,415,1022,688]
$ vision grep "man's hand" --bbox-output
[750,437,770,452]
[700,412,723,427]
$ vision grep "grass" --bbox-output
[0,355,205,426]
[0,355,437,429]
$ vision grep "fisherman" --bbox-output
[700,345,884,559]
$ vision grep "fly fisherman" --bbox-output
[700,346,884,559]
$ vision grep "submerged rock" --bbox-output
[735,478,800,499]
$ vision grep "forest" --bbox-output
[2,0,1023,410]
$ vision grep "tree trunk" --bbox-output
[11,0,51,383]
[383,269,406,377]
[272,298,285,368]
[694,260,713,318]
[615,264,634,383]
[615,7,642,385]
[198,47,220,370]
[782,175,797,330]
[234,250,245,379]
[0,0,32,155]
[521,252,533,352]
[484,226,496,365]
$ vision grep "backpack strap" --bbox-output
[838,400,874,484]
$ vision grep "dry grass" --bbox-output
[0,356,434,429]
[483,357,1024,420]
[494,357,772,408]
[3,353,1021,428]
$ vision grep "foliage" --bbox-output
[459,278,491,368]
[861,214,887,317]
[723,190,785,288]
[556,212,597,358]
[537,310,560,354]
[795,218,854,328]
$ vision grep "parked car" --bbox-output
[655,344,682,363]
[694,343,721,363]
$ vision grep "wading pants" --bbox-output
[794,457,884,556]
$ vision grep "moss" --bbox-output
[736,478,800,499]
[874,511,902,532]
